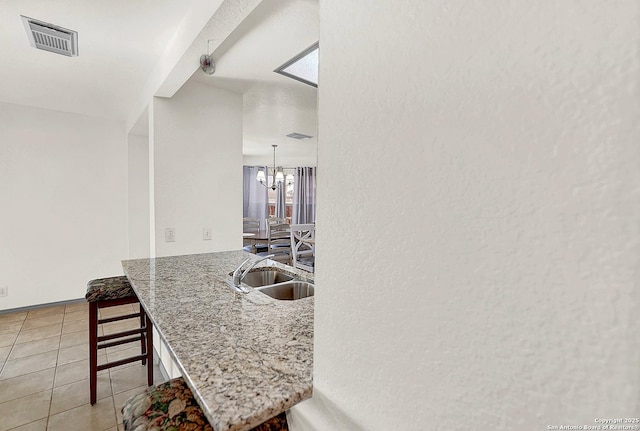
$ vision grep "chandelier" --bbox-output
[256,145,294,190]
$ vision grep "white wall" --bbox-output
[0,102,128,310]
[292,1,640,430]
[152,79,243,256]
[127,133,150,259]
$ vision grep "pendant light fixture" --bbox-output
[256,145,294,190]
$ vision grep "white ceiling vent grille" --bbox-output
[287,132,313,140]
[21,16,78,57]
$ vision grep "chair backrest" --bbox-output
[266,217,287,227]
[243,217,260,233]
[267,222,291,263]
[290,223,315,272]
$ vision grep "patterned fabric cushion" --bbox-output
[85,276,136,303]
[121,378,289,431]
[251,413,288,431]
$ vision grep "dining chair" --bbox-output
[290,223,315,273]
[265,217,291,250]
[243,217,267,253]
[243,217,260,231]
[259,221,291,264]
[266,217,287,226]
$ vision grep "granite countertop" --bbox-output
[121,250,314,431]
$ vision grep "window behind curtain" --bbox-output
[267,168,295,222]
[292,167,316,224]
[243,166,268,229]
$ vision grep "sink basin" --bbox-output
[240,270,294,288]
[256,281,314,300]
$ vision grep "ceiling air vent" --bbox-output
[21,16,78,57]
[287,132,313,140]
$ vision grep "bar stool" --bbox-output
[86,276,153,405]
[121,377,289,431]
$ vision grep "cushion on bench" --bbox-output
[122,377,289,431]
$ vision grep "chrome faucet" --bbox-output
[231,254,275,292]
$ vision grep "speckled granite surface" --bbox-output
[121,251,313,431]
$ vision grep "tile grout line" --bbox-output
[46,308,67,430]
[1,315,26,376]
[108,307,118,429]
[106,306,123,430]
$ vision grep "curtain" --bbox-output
[243,166,268,229]
[292,167,316,224]
[275,185,286,219]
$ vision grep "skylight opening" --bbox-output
[274,42,318,88]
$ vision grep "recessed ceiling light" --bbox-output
[274,42,318,88]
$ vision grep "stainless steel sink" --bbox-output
[240,270,294,288]
[256,281,314,300]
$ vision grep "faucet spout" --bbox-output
[240,254,275,282]
[232,257,252,289]
[232,254,275,292]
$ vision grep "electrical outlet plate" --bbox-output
[0,286,7,297]
[165,228,176,242]
[203,228,212,241]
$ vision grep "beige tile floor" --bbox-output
[0,302,163,431]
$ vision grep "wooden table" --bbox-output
[243,230,269,253]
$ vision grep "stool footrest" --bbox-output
[98,312,141,325]
[97,354,149,371]
[98,327,147,343]
[98,335,144,350]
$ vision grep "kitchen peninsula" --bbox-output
[121,250,314,431]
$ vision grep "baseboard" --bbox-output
[0,297,85,315]
[287,387,365,431]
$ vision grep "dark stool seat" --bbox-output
[86,276,139,302]
[86,276,153,405]
[121,377,289,431]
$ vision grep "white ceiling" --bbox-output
[188,0,319,167]
[193,0,318,88]
[0,0,319,166]
[0,0,196,121]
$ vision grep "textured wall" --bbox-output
[294,1,640,430]
[0,103,128,309]
[127,133,150,259]
[153,80,243,257]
